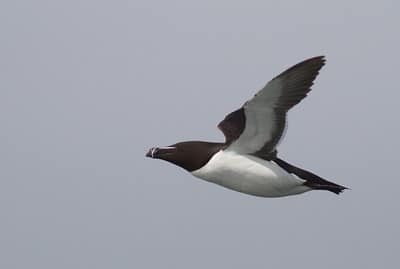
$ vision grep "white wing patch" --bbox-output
[227,78,284,154]
[218,56,325,156]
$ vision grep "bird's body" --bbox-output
[146,56,347,197]
[192,150,310,197]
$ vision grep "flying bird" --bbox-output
[146,56,347,197]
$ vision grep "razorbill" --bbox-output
[146,56,347,197]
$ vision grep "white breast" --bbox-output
[191,150,311,197]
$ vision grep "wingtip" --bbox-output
[309,55,326,61]
[276,55,327,80]
[303,55,326,66]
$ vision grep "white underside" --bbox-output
[191,150,311,197]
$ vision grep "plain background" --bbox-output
[1,1,399,268]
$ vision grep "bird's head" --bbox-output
[146,141,223,172]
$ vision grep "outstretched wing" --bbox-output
[218,56,326,159]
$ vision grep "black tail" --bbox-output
[303,180,347,194]
[273,158,348,195]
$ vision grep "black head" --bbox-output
[146,141,224,172]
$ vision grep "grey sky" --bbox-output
[1,0,399,268]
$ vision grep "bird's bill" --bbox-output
[145,146,176,158]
